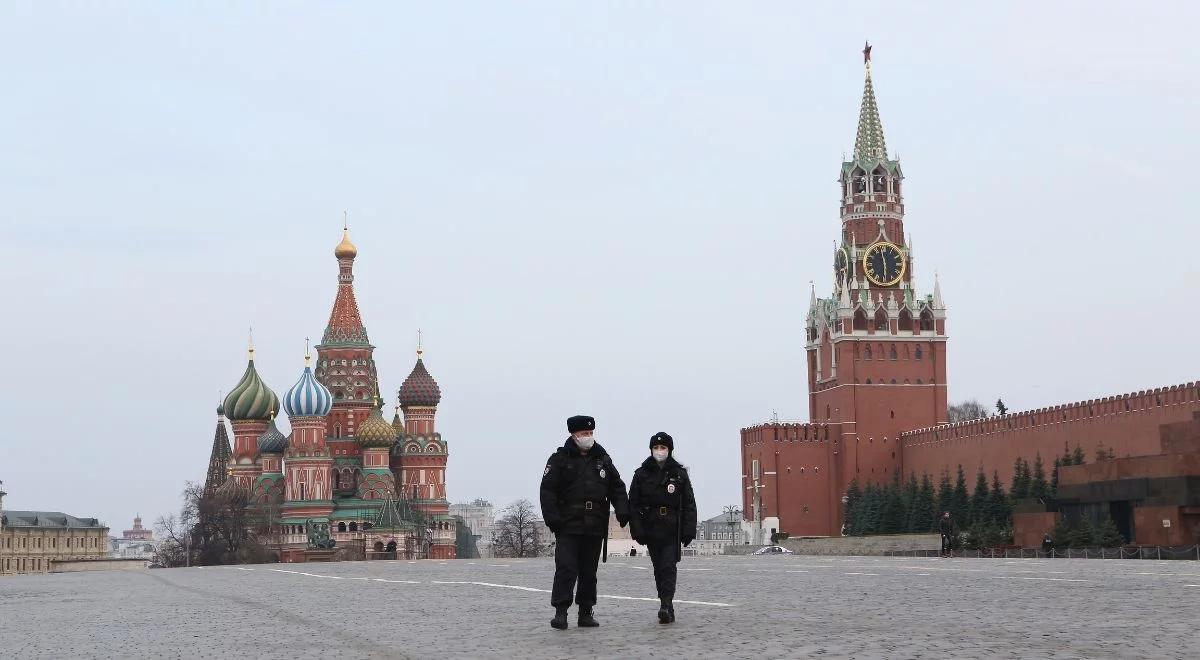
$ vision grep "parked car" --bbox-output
[752,545,794,555]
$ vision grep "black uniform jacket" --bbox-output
[627,456,698,546]
[540,439,629,537]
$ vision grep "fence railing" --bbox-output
[886,545,1200,560]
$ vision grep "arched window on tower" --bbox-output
[874,309,889,334]
[338,522,346,532]
[899,308,913,334]
[853,308,869,332]
[852,168,866,194]
[334,424,342,438]
[864,345,873,360]
[920,308,935,332]
[915,345,924,360]
[889,345,897,360]
[872,166,887,195]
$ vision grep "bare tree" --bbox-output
[948,400,989,423]
[493,499,546,558]
[155,480,276,566]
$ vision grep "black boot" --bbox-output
[578,606,599,627]
[658,599,673,624]
[550,606,569,630]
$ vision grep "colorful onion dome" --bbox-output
[214,474,249,502]
[256,418,288,454]
[334,227,358,260]
[355,401,396,448]
[222,348,280,421]
[283,356,333,418]
[398,351,441,408]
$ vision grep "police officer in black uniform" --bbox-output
[540,415,629,630]
[627,431,697,624]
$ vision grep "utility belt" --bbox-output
[565,499,607,511]
[639,505,675,517]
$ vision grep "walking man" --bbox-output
[938,511,955,557]
[540,415,629,630]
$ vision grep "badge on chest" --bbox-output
[599,468,606,479]
[667,483,676,494]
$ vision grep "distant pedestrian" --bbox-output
[540,415,629,630]
[938,512,955,557]
[627,432,697,624]
[1042,533,1053,555]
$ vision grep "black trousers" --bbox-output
[940,533,952,554]
[551,534,604,608]
[647,542,679,604]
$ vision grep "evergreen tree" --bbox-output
[903,473,920,532]
[858,483,883,535]
[951,465,970,524]
[879,480,907,534]
[987,471,1011,526]
[913,473,937,532]
[843,480,862,534]
[1095,517,1125,547]
[1050,457,1061,495]
[1071,445,1086,466]
[1067,518,1095,547]
[969,468,989,526]
[1010,457,1025,498]
[1095,443,1109,462]
[936,470,954,520]
[1030,453,1049,502]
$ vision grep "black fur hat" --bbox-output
[650,431,674,451]
[567,415,595,433]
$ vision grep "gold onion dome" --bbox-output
[222,349,280,422]
[356,399,397,448]
[334,228,358,260]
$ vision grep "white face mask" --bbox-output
[575,434,595,451]
[652,448,669,463]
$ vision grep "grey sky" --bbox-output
[1,3,1197,532]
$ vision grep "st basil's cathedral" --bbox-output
[203,225,455,560]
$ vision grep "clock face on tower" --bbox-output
[862,241,905,286]
[834,247,849,283]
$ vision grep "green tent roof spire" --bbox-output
[853,41,888,163]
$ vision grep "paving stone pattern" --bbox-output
[1,555,1198,658]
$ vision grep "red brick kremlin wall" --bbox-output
[741,422,842,537]
[900,382,1200,486]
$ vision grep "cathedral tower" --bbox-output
[282,351,335,522]
[806,43,948,493]
[221,343,279,492]
[396,345,449,517]
[315,222,380,477]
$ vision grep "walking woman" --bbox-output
[627,432,697,623]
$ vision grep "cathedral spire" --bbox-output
[322,220,370,347]
[853,41,888,163]
[204,403,233,496]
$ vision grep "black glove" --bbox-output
[682,536,693,547]
[617,514,629,528]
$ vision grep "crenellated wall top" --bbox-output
[901,381,1199,445]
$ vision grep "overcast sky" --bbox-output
[1,3,1197,532]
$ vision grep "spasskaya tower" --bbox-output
[808,42,948,490]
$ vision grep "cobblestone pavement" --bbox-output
[2,554,1199,658]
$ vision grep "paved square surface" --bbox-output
[2,554,1198,658]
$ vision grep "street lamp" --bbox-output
[723,505,741,547]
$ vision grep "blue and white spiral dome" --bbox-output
[284,361,333,418]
